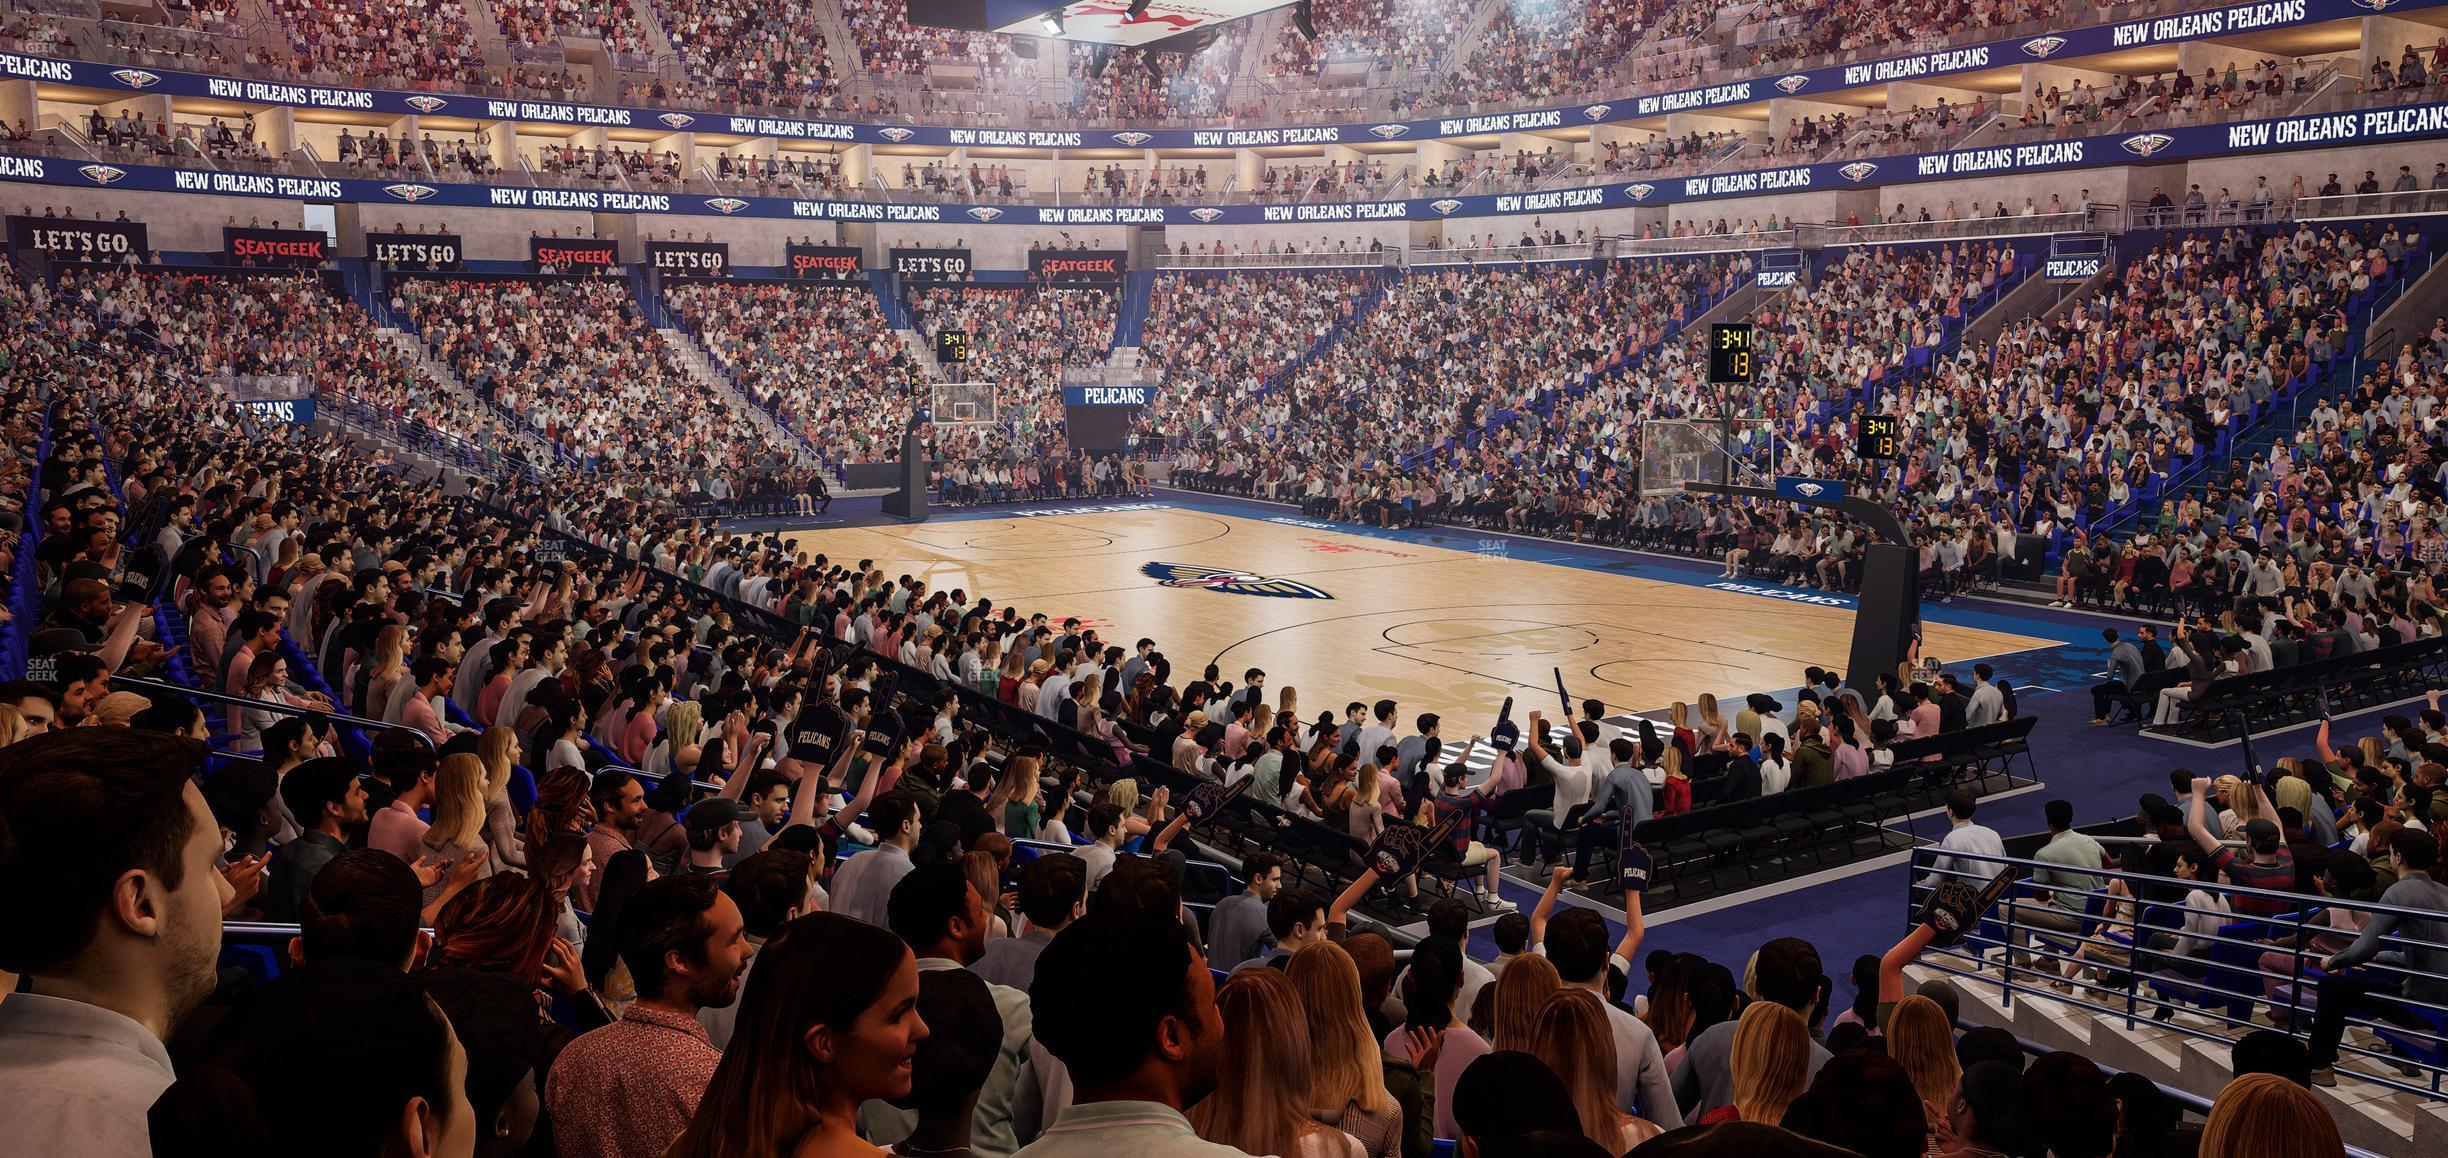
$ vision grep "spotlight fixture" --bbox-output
[1292,0,1315,39]
[1125,0,1150,16]
[1041,8,1064,35]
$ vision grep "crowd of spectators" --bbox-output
[493,0,654,53]
[664,279,914,466]
[2,196,2443,1158]
[391,275,774,479]
[253,0,489,90]
[1413,0,1659,111]
[644,0,844,113]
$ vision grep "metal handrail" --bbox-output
[108,672,438,755]
[1911,845,2448,1101]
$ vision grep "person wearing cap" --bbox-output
[2185,775,2294,917]
[682,798,741,877]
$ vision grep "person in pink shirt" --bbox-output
[619,681,670,767]
[399,656,456,746]
[185,565,239,690]
[366,735,439,863]
[1222,700,1253,760]
[475,638,522,727]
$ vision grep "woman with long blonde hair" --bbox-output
[0,703,22,749]
[2199,1072,2344,1158]
[1283,943,1402,1158]
[355,623,408,718]
[649,700,705,778]
[418,753,496,907]
[1486,952,1561,1053]
[1188,968,1365,1158]
[1695,692,1728,751]
[475,725,527,869]
[1531,988,1661,1154]
[1277,686,1299,728]
[992,754,1044,840]
[1702,1000,1808,1125]
[1887,994,1962,1118]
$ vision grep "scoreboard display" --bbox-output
[1857,415,1902,460]
[1708,323,1753,384]
[936,329,970,364]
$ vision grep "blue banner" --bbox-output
[14,95,2448,223]
[1776,476,1847,504]
[238,398,315,424]
[0,0,2424,151]
[1063,386,1150,406]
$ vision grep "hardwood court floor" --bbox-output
[786,508,2056,725]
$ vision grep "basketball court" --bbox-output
[780,504,2057,725]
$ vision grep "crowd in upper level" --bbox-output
[27,0,2406,133]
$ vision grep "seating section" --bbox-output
[390,276,768,472]
[644,0,844,112]
[257,0,489,88]
[493,0,652,52]
[661,279,909,463]
[1135,270,1378,443]
[1164,254,1741,508]
[904,285,1117,462]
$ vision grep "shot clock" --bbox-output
[935,329,970,364]
[1708,323,1754,384]
[1857,415,1902,460]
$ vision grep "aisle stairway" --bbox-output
[1906,961,2448,1154]
[656,327,825,467]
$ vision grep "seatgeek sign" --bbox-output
[20,100,2448,225]
[0,0,2427,151]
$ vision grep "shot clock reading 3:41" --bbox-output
[1708,322,1753,384]
[1857,414,1902,461]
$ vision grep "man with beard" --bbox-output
[0,730,229,1156]
[266,757,370,919]
[544,874,755,1158]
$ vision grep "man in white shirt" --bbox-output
[1922,789,2006,886]
[829,791,921,929]
[866,864,1037,1158]
[1354,699,1397,767]
[1527,880,1681,1128]
[1965,662,2005,727]
[1521,715,1598,866]
[498,633,567,730]
[1034,653,1075,721]
[1075,803,1128,900]
[0,730,231,1158]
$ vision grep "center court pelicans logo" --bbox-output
[384,183,439,202]
[703,197,750,214]
[1369,124,1410,139]
[1110,131,1153,146]
[877,127,916,143]
[1774,75,1810,94]
[1189,206,1226,222]
[660,113,696,129]
[110,68,161,89]
[966,206,1004,221]
[406,95,450,113]
[1838,161,1879,182]
[1430,199,1464,214]
[2020,35,2068,58]
[79,164,126,185]
[1140,563,1333,599]
[1581,104,1611,121]
[2120,132,2176,157]
[1623,183,1655,201]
